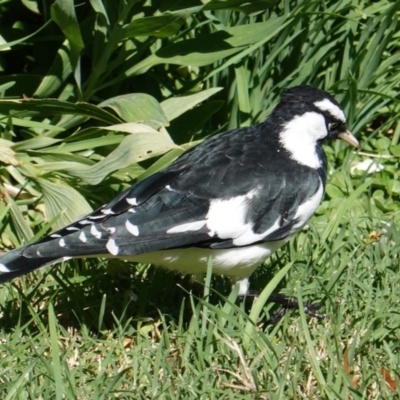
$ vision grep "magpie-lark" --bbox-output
[0,85,359,300]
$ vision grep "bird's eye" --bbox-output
[329,122,338,130]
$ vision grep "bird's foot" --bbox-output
[245,290,326,325]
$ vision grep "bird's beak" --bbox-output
[338,130,360,148]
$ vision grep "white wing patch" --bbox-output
[314,99,346,122]
[90,225,102,239]
[167,220,206,234]
[204,182,323,247]
[126,197,138,206]
[106,239,119,255]
[0,263,10,272]
[79,231,87,243]
[205,189,282,246]
[206,195,249,239]
[279,112,327,169]
[125,220,139,236]
[79,219,94,225]
[102,208,115,215]
[89,214,107,220]
[59,238,66,247]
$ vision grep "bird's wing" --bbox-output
[22,183,212,258]
[21,128,322,260]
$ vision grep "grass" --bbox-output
[1,216,399,398]
[0,0,400,398]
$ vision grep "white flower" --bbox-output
[350,158,384,175]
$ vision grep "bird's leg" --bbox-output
[244,290,326,325]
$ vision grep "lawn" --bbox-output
[0,1,399,398]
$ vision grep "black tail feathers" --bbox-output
[0,246,56,284]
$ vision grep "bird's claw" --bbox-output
[242,291,326,325]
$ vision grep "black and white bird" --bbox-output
[0,85,359,296]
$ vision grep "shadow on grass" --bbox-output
[0,251,290,335]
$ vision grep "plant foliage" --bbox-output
[0,0,399,398]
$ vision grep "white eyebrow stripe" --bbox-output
[314,99,346,122]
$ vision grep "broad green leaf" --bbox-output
[28,153,96,175]
[0,81,15,94]
[37,178,92,230]
[160,0,203,11]
[64,125,178,184]
[89,0,110,23]
[0,20,51,51]
[0,139,19,166]
[51,0,84,66]
[0,74,43,98]
[161,87,222,122]
[123,13,188,38]
[234,65,251,126]
[22,0,40,13]
[51,0,85,94]
[204,0,279,14]
[168,100,224,143]
[4,195,34,242]
[40,133,125,154]
[159,17,287,54]
[102,123,168,135]
[37,161,94,174]
[0,34,10,51]
[34,152,95,166]
[124,16,287,77]
[0,99,121,125]
[135,147,186,181]
[127,48,239,77]
[33,41,73,98]
[4,165,39,194]
[99,94,169,125]
[12,137,62,152]
[7,117,65,133]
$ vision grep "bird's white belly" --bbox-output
[125,239,288,279]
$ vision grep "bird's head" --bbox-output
[276,85,359,149]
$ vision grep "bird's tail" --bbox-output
[0,246,57,284]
